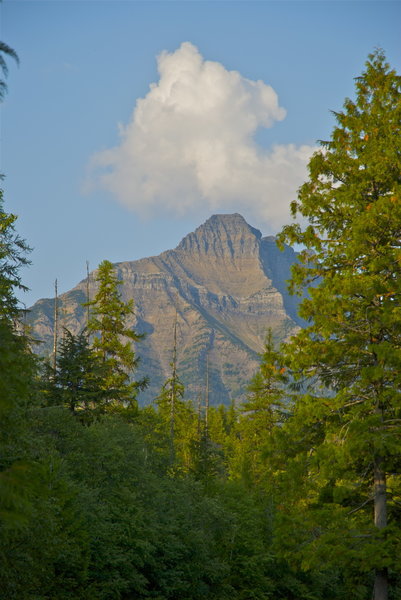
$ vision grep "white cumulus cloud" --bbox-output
[88,42,315,231]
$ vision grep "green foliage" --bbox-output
[3,48,401,600]
[42,328,112,418]
[0,407,279,599]
[156,362,186,435]
[277,50,401,593]
[86,259,148,407]
[231,331,290,486]
[0,318,36,415]
[0,189,31,321]
[0,189,38,530]
[0,40,19,101]
[156,365,200,470]
[242,329,289,430]
[190,431,226,482]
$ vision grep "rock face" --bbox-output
[27,214,302,405]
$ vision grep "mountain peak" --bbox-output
[171,213,267,298]
[27,213,301,406]
[177,213,261,256]
[204,213,262,237]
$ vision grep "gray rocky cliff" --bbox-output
[27,214,302,405]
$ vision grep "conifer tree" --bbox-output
[0,188,37,527]
[278,50,401,599]
[44,328,110,417]
[156,314,185,439]
[234,330,288,485]
[0,187,35,412]
[241,329,288,433]
[156,375,189,465]
[0,188,30,322]
[156,314,199,468]
[86,260,147,407]
[156,364,184,431]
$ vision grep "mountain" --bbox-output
[27,214,302,405]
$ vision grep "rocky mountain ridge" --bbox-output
[27,214,302,405]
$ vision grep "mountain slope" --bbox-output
[27,214,301,405]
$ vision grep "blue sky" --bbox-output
[2,0,400,307]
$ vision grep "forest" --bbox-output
[1,50,400,600]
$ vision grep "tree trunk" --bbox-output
[53,279,58,371]
[373,458,388,600]
[86,260,90,329]
[374,569,388,600]
[170,311,178,442]
[205,351,209,439]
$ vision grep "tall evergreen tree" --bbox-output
[0,188,37,528]
[278,50,401,599]
[156,314,200,469]
[43,328,111,417]
[233,330,289,486]
[0,187,34,412]
[86,260,147,407]
[0,188,30,321]
[157,364,185,423]
[157,316,184,436]
[241,329,288,433]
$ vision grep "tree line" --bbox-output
[1,49,400,599]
